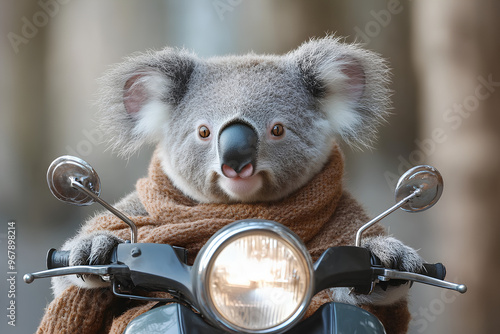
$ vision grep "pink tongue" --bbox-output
[222,163,254,179]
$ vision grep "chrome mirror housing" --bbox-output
[355,165,444,247]
[46,155,138,243]
[395,165,443,212]
[47,155,101,206]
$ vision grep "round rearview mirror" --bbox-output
[47,156,101,206]
[395,165,443,212]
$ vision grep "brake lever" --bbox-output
[373,268,467,293]
[23,264,130,284]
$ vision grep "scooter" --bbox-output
[24,156,467,334]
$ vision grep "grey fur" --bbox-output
[113,191,148,216]
[96,48,198,156]
[51,231,123,296]
[96,36,391,204]
[53,37,418,309]
[362,235,423,273]
[289,37,392,148]
[330,236,424,306]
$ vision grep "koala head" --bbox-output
[97,37,391,204]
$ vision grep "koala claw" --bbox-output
[51,232,123,295]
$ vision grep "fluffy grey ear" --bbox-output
[97,47,197,156]
[289,37,391,148]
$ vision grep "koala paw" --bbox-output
[363,235,423,274]
[68,231,123,267]
[51,232,123,295]
[329,236,423,306]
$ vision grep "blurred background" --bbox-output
[1,0,499,333]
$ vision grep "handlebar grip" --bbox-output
[422,263,446,280]
[47,248,70,269]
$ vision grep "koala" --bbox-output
[52,37,423,309]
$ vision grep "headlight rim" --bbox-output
[193,219,314,334]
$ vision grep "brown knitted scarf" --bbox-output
[82,146,346,262]
[37,146,410,334]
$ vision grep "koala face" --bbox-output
[159,58,334,203]
[97,37,391,203]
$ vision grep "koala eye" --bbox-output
[271,124,285,137]
[198,125,211,139]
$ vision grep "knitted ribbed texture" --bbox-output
[37,286,118,333]
[37,145,410,333]
[82,146,347,264]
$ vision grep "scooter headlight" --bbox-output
[194,220,314,333]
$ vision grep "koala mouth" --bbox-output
[218,172,263,201]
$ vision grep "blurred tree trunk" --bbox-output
[0,1,49,218]
[413,0,500,333]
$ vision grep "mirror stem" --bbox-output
[355,188,422,247]
[70,177,138,243]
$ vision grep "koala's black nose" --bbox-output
[219,122,258,178]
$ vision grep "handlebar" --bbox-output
[46,245,189,271]
[23,264,130,283]
[422,262,446,280]
[32,245,466,294]
[47,249,70,269]
[372,261,466,294]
